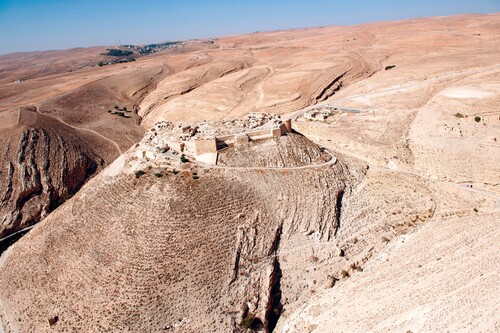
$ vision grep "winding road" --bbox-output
[336,63,500,103]
[34,106,123,155]
[195,152,337,171]
[286,63,500,121]
[0,225,35,246]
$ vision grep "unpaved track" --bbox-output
[0,226,35,244]
[376,165,500,202]
[322,142,500,203]
[34,106,123,155]
[336,64,500,102]
[286,64,500,120]
[196,153,337,171]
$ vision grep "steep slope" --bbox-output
[0,106,112,239]
[217,134,331,167]
[269,14,500,332]
[0,12,498,333]
[0,62,163,238]
[278,209,499,333]
[0,134,347,332]
[0,130,445,332]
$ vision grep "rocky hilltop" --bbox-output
[1,13,498,241]
[0,131,349,332]
[0,66,154,238]
[0,112,464,332]
[0,12,499,333]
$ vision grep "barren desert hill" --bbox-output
[278,209,500,333]
[0,45,190,238]
[138,13,500,126]
[0,46,113,84]
[0,12,499,333]
[0,105,113,239]
[1,13,499,240]
[0,113,495,332]
[216,133,331,168]
[0,62,158,238]
[0,129,442,332]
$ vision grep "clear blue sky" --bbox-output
[0,0,498,54]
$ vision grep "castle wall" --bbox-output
[235,134,249,145]
[195,138,217,155]
[216,135,236,145]
[196,152,218,165]
[272,127,282,138]
[281,119,293,134]
[194,120,293,158]
[246,129,274,140]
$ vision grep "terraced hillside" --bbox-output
[0,12,499,333]
[2,13,498,240]
[0,132,440,332]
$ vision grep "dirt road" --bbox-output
[35,106,123,155]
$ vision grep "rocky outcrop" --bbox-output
[0,108,105,239]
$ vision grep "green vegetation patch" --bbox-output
[135,170,146,178]
[239,313,263,330]
[105,49,133,57]
[138,41,182,55]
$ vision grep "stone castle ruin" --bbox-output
[136,113,293,165]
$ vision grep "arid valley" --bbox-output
[0,12,499,333]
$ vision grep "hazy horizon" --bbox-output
[1,0,499,55]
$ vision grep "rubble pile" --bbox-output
[139,113,285,153]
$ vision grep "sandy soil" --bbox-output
[0,109,19,130]
[279,209,500,333]
[0,12,498,333]
[440,86,494,98]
